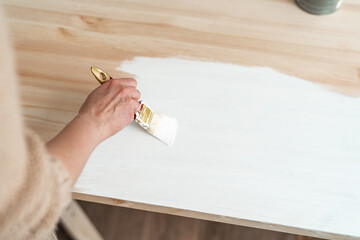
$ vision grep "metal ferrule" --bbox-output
[135,101,153,129]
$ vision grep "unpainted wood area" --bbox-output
[57,201,324,240]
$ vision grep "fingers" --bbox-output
[117,86,141,101]
[130,99,141,114]
[105,78,140,100]
[122,99,140,123]
[107,78,137,88]
[130,88,141,100]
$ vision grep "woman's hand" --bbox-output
[47,78,141,183]
[78,78,141,143]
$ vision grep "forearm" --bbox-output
[46,115,100,183]
[47,77,140,184]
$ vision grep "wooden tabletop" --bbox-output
[4,0,360,239]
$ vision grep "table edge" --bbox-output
[72,192,356,240]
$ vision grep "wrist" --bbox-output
[72,114,103,146]
[46,113,102,183]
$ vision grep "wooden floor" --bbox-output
[57,200,323,240]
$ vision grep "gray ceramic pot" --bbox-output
[295,0,343,15]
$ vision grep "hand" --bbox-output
[77,78,141,143]
[47,77,140,183]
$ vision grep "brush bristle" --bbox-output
[146,113,178,146]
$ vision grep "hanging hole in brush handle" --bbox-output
[90,66,112,84]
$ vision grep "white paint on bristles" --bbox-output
[75,57,360,239]
[147,113,177,146]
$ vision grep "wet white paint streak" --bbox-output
[75,57,360,238]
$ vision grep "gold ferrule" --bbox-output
[135,102,153,129]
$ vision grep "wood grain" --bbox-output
[2,0,360,239]
[58,200,322,240]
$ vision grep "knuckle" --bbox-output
[128,78,137,85]
[133,99,140,106]
[107,79,117,87]
[119,87,129,95]
[117,78,136,86]
[135,89,141,98]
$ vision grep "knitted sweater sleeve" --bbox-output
[0,4,72,240]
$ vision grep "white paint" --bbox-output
[336,0,343,10]
[75,57,360,239]
[147,113,178,146]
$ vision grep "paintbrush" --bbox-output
[90,66,177,146]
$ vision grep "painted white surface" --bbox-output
[75,57,360,238]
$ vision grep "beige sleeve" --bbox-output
[0,4,71,240]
